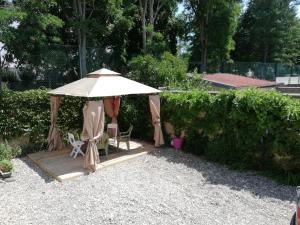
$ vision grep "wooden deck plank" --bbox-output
[28,140,156,182]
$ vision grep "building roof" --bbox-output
[203,73,275,89]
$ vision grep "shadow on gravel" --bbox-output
[150,148,295,203]
[21,157,54,183]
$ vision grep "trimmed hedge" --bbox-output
[1,88,300,184]
[0,89,50,144]
[161,89,300,184]
[0,89,152,154]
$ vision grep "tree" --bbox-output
[73,0,88,78]
[2,0,136,77]
[57,0,136,73]
[2,0,63,68]
[233,0,300,64]
[185,0,240,72]
[137,0,178,54]
[0,1,25,68]
[129,51,187,87]
[1,0,183,81]
[138,0,148,52]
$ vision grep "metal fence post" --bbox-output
[274,62,278,78]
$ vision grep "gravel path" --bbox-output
[0,148,296,225]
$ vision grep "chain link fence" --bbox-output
[223,62,300,80]
[2,45,300,91]
[0,44,116,91]
[189,61,300,81]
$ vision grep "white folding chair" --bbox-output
[107,123,118,147]
[68,133,85,158]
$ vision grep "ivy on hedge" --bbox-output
[161,89,300,184]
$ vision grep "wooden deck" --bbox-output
[28,140,156,182]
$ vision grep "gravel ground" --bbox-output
[0,148,296,225]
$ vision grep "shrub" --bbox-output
[19,67,36,84]
[0,159,13,172]
[0,69,18,82]
[129,52,187,88]
[118,95,153,141]
[0,142,19,161]
[161,90,212,155]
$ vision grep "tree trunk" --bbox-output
[149,0,154,26]
[74,0,87,78]
[201,41,207,73]
[200,19,207,73]
[149,0,154,41]
[0,48,3,91]
[142,12,147,52]
[139,0,148,53]
[263,44,268,64]
[199,1,211,73]
[78,30,87,77]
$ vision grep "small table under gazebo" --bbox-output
[47,68,164,171]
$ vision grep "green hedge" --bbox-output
[161,89,300,184]
[0,89,152,155]
[0,89,50,145]
[1,88,300,184]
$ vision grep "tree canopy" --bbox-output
[233,0,300,64]
[0,0,300,80]
[185,0,241,72]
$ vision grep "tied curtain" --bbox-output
[104,96,121,136]
[149,95,164,147]
[47,96,64,151]
[82,100,105,171]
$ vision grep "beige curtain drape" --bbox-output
[47,96,64,151]
[104,96,121,123]
[149,95,164,147]
[82,100,105,171]
[104,96,121,136]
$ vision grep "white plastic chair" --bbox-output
[117,125,133,151]
[68,133,85,158]
[107,123,118,146]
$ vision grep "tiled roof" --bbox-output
[203,73,275,88]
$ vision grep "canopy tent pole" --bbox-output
[47,96,64,151]
[149,95,164,147]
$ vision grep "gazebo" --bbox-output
[47,68,164,171]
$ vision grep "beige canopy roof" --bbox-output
[48,68,161,97]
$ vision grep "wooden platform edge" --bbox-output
[97,147,155,170]
[27,154,63,182]
[27,143,157,182]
